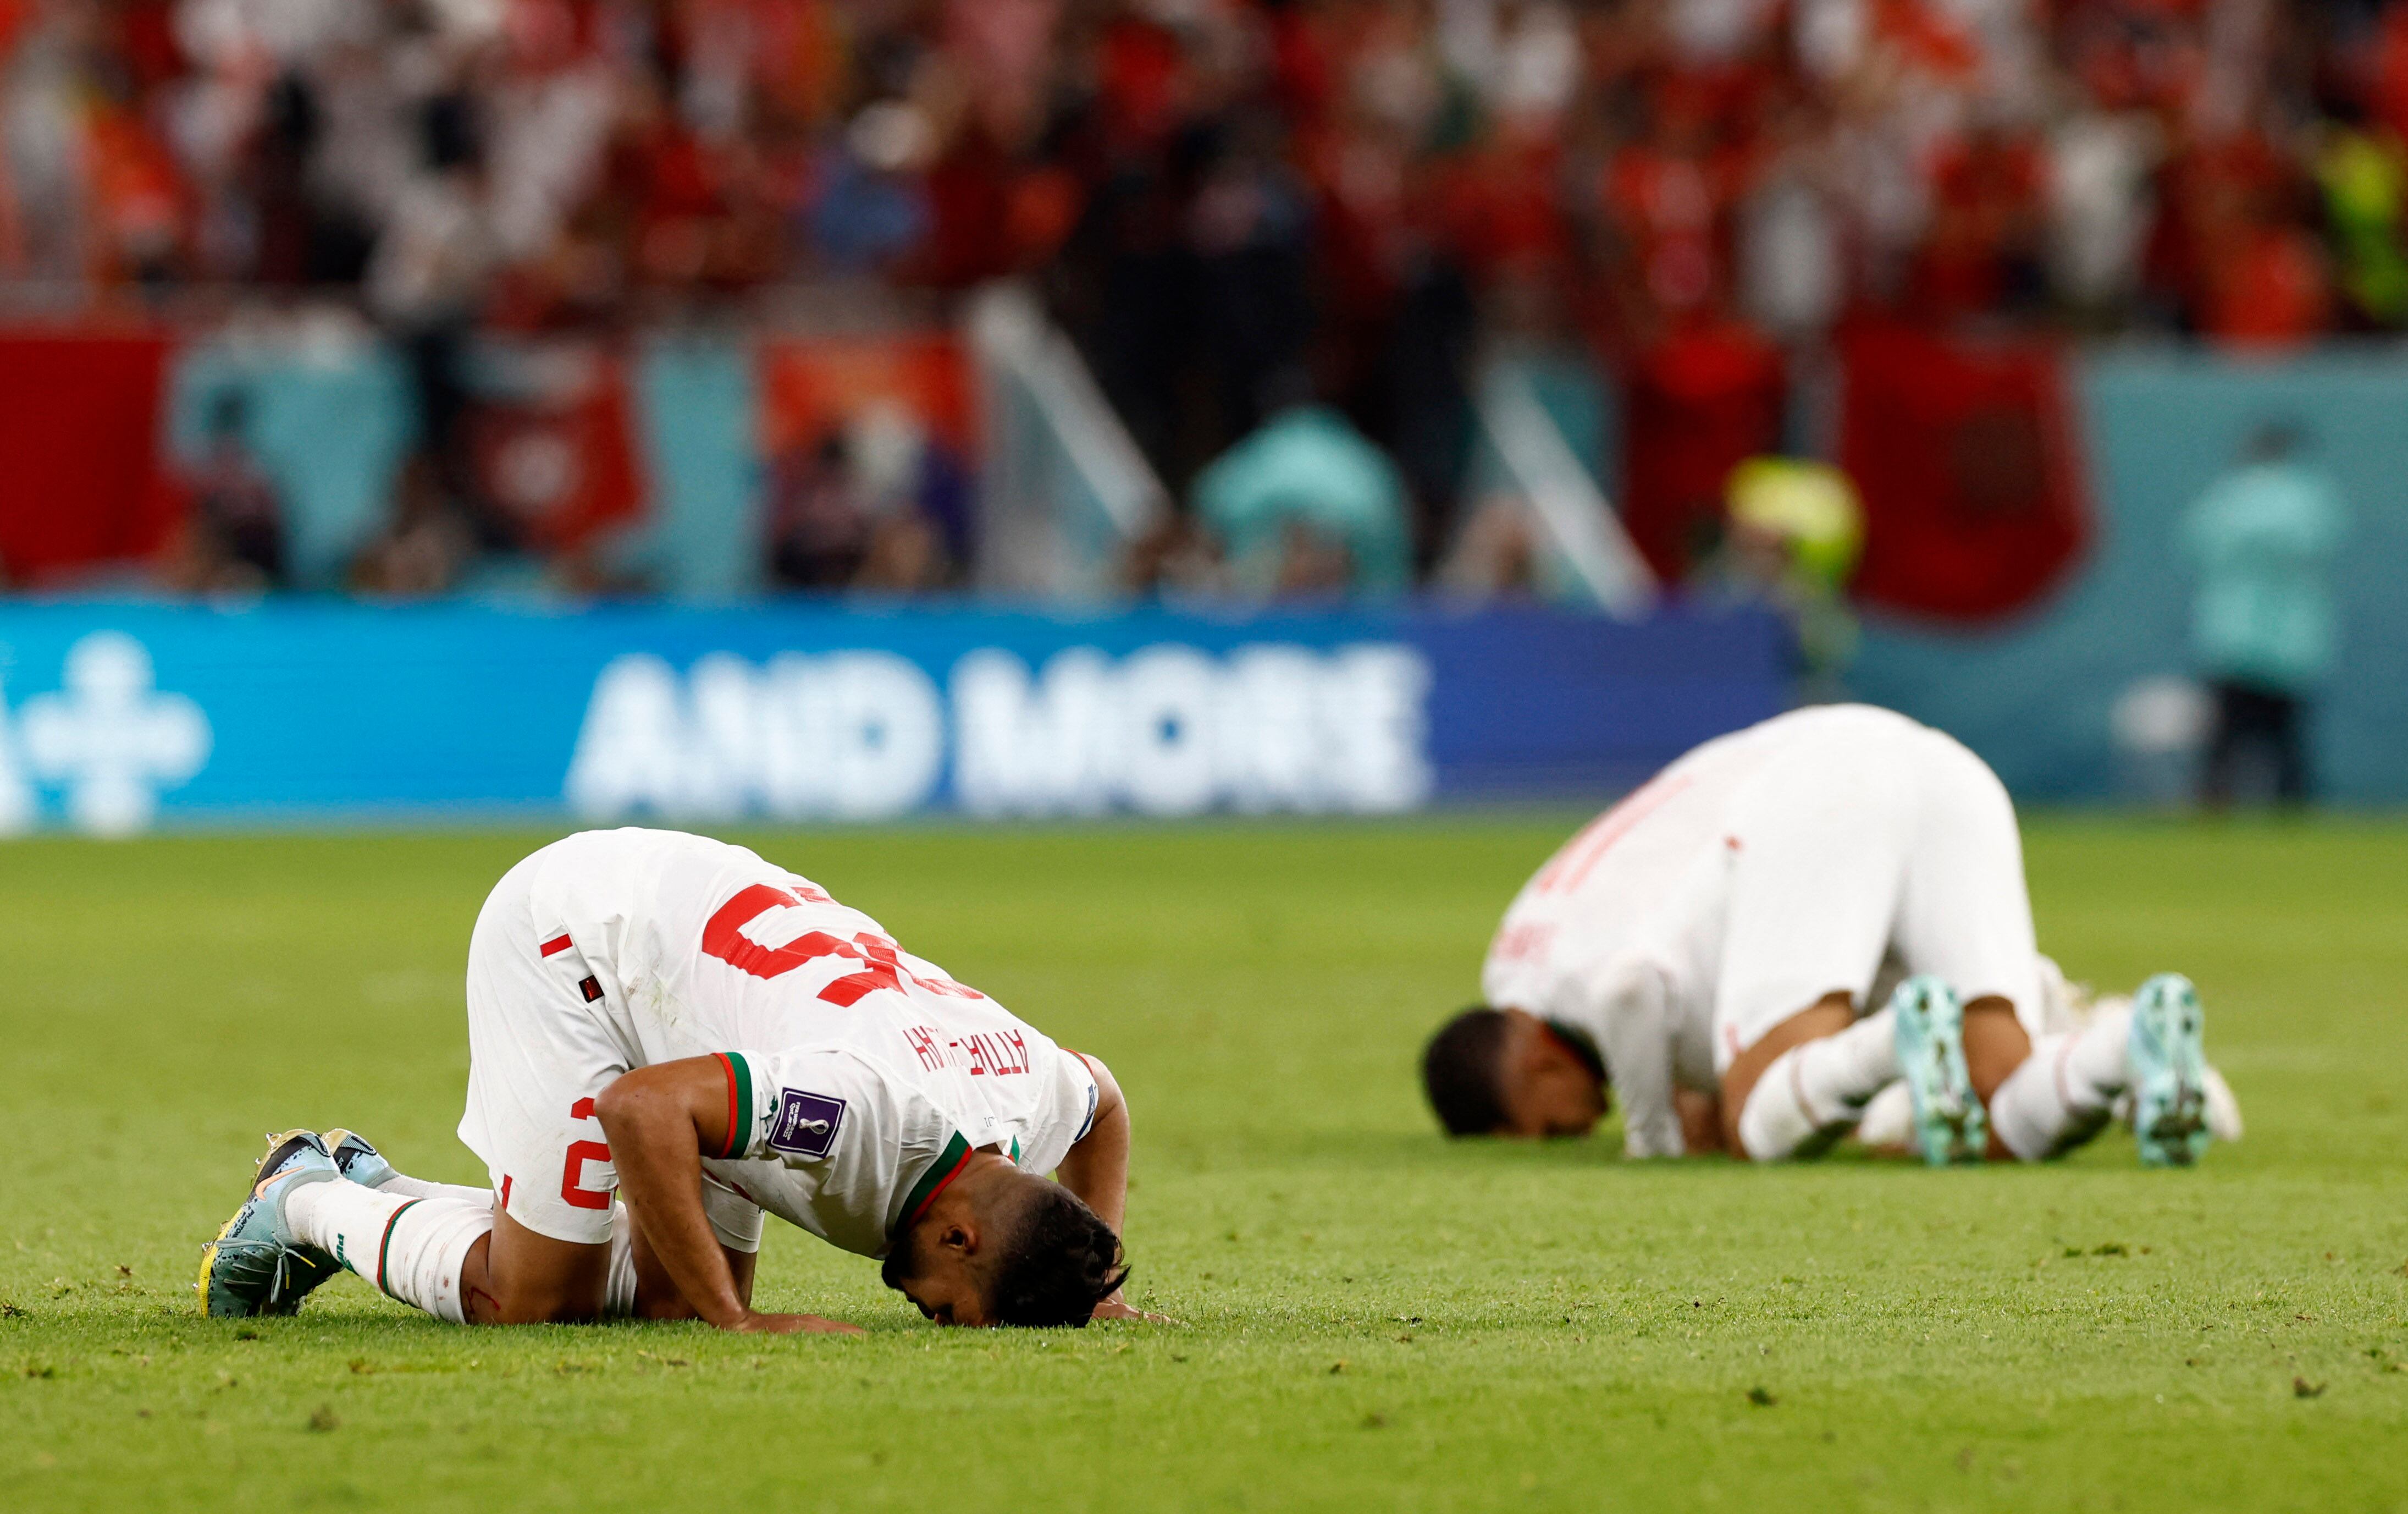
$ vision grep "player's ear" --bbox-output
[941,1221,977,1258]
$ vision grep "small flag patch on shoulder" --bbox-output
[579,977,604,1003]
[540,934,573,957]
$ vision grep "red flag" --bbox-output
[0,329,181,585]
[1840,323,2090,622]
[1619,321,1786,580]
[468,344,645,554]
[755,332,974,461]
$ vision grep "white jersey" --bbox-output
[1481,704,2039,1158]
[517,829,1100,1258]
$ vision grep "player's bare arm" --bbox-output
[1052,1054,1169,1322]
[1674,1087,1724,1155]
[1055,1054,1129,1232]
[625,1224,758,1322]
[595,1059,863,1335]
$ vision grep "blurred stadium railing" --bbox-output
[967,284,1169,602]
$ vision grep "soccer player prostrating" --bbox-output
[201,829,1151,1330]
[1421,705,2217,1166]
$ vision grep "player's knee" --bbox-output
[470,1227,608,1324]
[482,1275,604,1325]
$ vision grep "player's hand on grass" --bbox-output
[1091,1296,1177,1325]
[729,1311,866,1336]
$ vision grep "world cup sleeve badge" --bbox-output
[768,1089,848,1159]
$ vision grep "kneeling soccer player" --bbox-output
[1421,704,2217,1167]
[201,828,1145,1330]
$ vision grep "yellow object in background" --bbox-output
[1726,456,1865,588]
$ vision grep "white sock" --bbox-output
[605,1202,638,1318]
[285,1181,493,1323]
[1991,1003,2133,1160]
[370,1172,497,1206]
[1737,1009,1902,1160]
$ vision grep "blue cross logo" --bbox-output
[14,632,212,836]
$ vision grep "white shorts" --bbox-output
[1709,712,2042,1071]
[456,852,763,1251]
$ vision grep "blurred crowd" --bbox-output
[2,0,2403,598]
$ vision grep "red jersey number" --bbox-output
[700,884,984,1006]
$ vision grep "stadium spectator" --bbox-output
[5,0,2385,339]
[764,432,871,589]
[350,455,478,598]
[156,388,286,594]
[1189,377,1412,599]
[372,92,509,551]
[765,402,968,592]
[2183,422,2348,807]
[1699,455,1864,699]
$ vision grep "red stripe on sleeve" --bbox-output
[540,934,573,957]
[715,1053,741,1159]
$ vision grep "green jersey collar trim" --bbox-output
[895,1132,973,1238]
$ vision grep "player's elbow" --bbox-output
[592,1069,673,1136]
[590,1078,638,1135]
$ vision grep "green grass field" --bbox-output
[3,817,2406,1512]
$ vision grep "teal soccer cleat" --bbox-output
[2129,974,2212,1167]
[322,1128,397,1191]
[196,1130,341,1318]
[1890,977,1986,1166]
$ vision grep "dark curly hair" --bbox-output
[987,1181,1129,1328]
[1421,1005,1512,1136]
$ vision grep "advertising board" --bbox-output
[0,603,1786,833]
